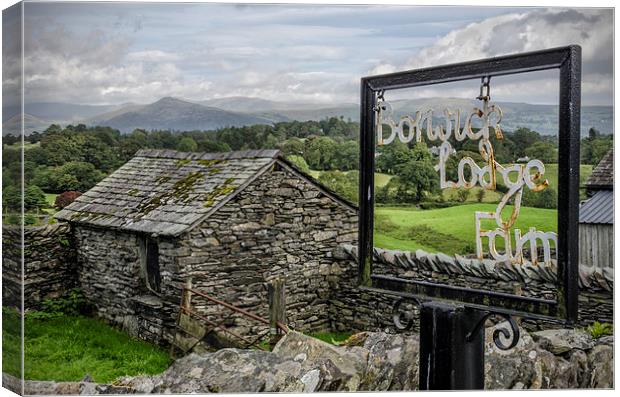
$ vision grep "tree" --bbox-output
[375,140,414,174]
[24,185,47,211]
[588,127,600,141]
[392,143,439,203]
[524,141,558,163]
[279,138,305,156]
[511,128,542,158]
[590,139,613,166]
[56,162,105,192]
[33,162,105,193]
[2,185,21,211]
[197,140,231,153]
[176,137,198,152]
[334,141,358,170]
[304,136,338,170]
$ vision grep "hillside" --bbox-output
[2,102,121,123]
[90,97,273,133]
[2,113,51,136]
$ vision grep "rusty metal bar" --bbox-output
[186,287,288,333]
[180,306,268,351]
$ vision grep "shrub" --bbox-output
[418,201,460,210]
[495,181,509,194]
[27,289,91,320]
[4,213,20,225]
[456,189,470,203]
[55,191,82,209]
[476,189,485,203]
[587,321,613,339]
[522,187,557,209]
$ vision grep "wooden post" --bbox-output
[171,278,193,358]
[182,278,193,313]
[268,277,286,348]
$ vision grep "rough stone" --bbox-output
[121,349,305,393]
[357,331,419,391]
[10,329,614,394]
[273,331,367,391]
[532,329,595,354]
[587,344,614,388]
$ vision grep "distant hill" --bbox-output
[2,113,52,136]
[2,102,121,124]
[203,96,612,136]
[89,97,273,133]
[87,103,147,126]
[5,96,612,136]
[200,96,357,113]
[385,98,613,137]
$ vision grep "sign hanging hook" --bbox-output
[373,89,386,112]
[477,76,491,101]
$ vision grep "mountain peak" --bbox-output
[154,96,186,105]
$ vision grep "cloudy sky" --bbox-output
[3,2,614,107]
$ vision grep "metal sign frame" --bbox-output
[359,46,581,324]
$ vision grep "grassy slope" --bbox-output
[44,193,57,207]
[2,309,170,383]
[375,203,557,254]
[308,170,392,188]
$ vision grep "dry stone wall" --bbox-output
[328,245,614,333]
[2,223,77,310]
[72,226,180,345]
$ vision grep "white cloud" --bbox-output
[369,8,613,105]
[126,50,181,62]
[20,24,214,105]
[9,5,613,108]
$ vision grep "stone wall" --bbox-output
[72,226,179,345]
[328,245,614,333]
[2,223,77,310]
[173,163,357,338]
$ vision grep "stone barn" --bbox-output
[55,149,357,345]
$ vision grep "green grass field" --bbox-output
[375,203,557,254]
[309,170,392,188]
[44,193,57,207]
[2,308,171,383]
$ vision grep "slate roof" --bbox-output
[585,149,613,190]
[55,149,280,236]
[579,190,614,224]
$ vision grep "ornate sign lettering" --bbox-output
[375,90,557,266]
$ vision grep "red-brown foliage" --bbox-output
[55,191,82,209]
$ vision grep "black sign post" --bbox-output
[359,46,581,390]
